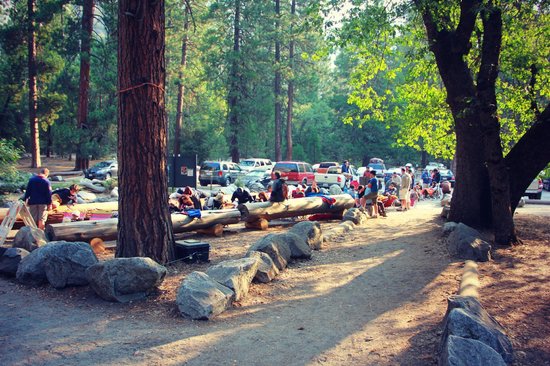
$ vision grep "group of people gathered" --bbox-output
[23,168,80,229]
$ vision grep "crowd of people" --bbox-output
[21,162,452,228]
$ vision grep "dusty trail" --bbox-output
[1,202,464,366]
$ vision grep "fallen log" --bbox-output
[245,219,269,230]
[0,201,119,225]
[45,209,241,242]
[237,194,355,222]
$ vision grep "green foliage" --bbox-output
[0,139,23,181]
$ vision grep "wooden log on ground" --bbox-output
[196,223,224,237]
[237,194,355,223]
[46,209,241,242]
[245,219,269,230]
[0,201,119,223]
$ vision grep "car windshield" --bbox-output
[275,163,298,173]
[201,162,219,171]
[94,162,110,168]
[319,162,337,168]
[368,163,385,170]
[240,160,255,166]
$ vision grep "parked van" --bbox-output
[239,158,273,172]
[271,161,315,185]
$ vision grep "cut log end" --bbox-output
[196,223,224,237]
[245,219,269,231]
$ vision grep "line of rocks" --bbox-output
[439,223,514,365]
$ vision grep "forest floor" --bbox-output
[0,157,549,365]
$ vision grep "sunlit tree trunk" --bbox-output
[285,0,296,160]
[228,0,241,163]
[28,0,40,168]
[274,0,282,161]
[117,0,175,263]
[173,7,190,157]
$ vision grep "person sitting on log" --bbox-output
[51,184,80,209]
[231,187,253,204]
[291,184,306,198]
[270,171,287,203]
[304,181,320,196]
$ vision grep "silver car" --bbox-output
[199,161,245,186]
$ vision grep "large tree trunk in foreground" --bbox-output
[28,0,40,168]
[45,210,241,242]
[75,0,94,171]
[238,195,355,222]
[117,0,174,263]
[416,0,515,243]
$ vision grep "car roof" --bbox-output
[275,161,310,164]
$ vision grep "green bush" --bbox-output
[0,139,23,182]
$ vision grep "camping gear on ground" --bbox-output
[175,240,210,263]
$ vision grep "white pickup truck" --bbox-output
[314,166,350,189]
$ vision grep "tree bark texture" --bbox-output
[75,0,94,171]
[285,0,296,160]
[27,0,40,168]
[274,0,282,161]
[228,0,241,163]
[117,0,175,263]
[173,8,190,157]
[417,0,511,235]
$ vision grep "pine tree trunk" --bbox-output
[27,0,40,168]
[228,0,241,163]
[75,0,94,171]
[173,8,190,157]
[285,0,296,160]
[274,0,282,161]
[117,0,175,264]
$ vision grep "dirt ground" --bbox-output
[1,157,549,365]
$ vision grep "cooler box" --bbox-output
[175,240,210,263]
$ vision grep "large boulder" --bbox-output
[0,248,30,276]
[248,234,292,270]
[288,221,323,250]
[176,271,234,320]
[443,222,459,235]
[440,335,506,366]
[207,257,260,301]
[86,257,167,302]
[12,226,47,252]
[447,223,491,262]
[246,251,279,283]
[342,208,367,225]
[441,296,513,364]
[16,241,97,286]
[276,232,311,259]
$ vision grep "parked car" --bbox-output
[439,169,455,188]
[315,161,339,174]
[240,170,272,187]
[239,158,273,173]
[199,161,245,187]
[543,178,550,191]
[525,177,543,199]
[366,162,386,179]
[84,160,118,180]
[271,161,315,185]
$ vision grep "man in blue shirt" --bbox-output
[364,170,379,218]
[24,168,52,230]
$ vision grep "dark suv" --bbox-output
[199,161,245,186]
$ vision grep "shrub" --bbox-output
[0,139,23,182]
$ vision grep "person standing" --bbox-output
[364,170,379,217]
[24,168,52,229]
[398,167,411,211]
